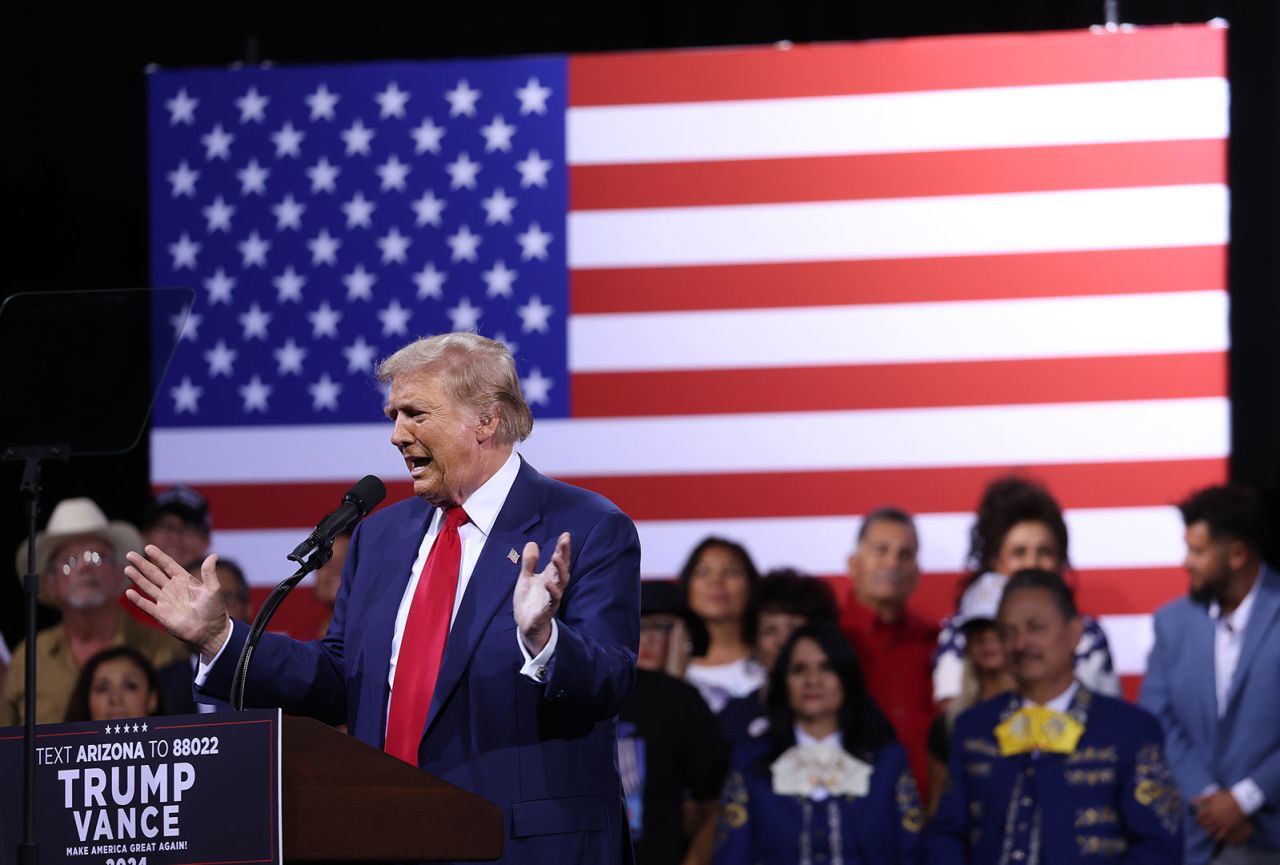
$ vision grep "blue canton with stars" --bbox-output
[148,58,568,427]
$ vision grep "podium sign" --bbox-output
[1,710,282,865]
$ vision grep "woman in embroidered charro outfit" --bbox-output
[925,570,1182,864]
[713,622,924,865]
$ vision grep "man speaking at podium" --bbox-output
[124,332,642,865]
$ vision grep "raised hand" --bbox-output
[513,532,571,654]
[124,545,230,662]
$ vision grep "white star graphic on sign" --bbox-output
[205,340,237,377]
[168,233,200,270]
[167,160,199,197]
[377,227,411,263]
[271,122,305,158]
[445,79,481,117]
[377,299,412,336]
[273,266,306,303]
[482,260,517,298]
[239,303,272,340]
[414,263,446,299]
[309,374,343,411]
[517,295,553,333]
[445,152,481,190]
[203,196,235,232]
[516,223,553,260]
[237,159,269,195]
[201,123,234,160]
[376,154,411,191]
[141,722,148,732]
[515,150,552,188]
[411,190,445,227]
[480,115,516,152]
[309,301,342,338]
[204,267,236,304]
[481,187,516,225]
[521,368,553,405]
[343,336,378,373]
[342,191,376,228]
[170,310,202,342]
[240,375,272,412]
[341,119,376,156]
[306,84,340,121]
[515,77,552,115]
[238,231,271,268]
[343,264,377,301]
[446,225,482,262]
[448,297,483,332]
[170,377,202,413]
[308,229,341,266]
[411,117,445,154]
[166,89,199,125]
[272,194,305,230]
[376,81,411,118]
[274,338,307,375]
[236,87,269,123]
[306,157,340,193]
[492,331,518,355]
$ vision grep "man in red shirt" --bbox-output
[839,507,938,799]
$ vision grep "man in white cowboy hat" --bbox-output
[1,497,186,725]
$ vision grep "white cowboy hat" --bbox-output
[13,497,144,578]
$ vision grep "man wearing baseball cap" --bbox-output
[1,497,186,724]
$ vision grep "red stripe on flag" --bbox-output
[571,353,1226,418]
[569,27,1223,106]
[570,140,1224,210]
[570,246,1224,314]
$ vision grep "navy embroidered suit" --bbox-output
[199,458,641,865]
[925,688,1182,864]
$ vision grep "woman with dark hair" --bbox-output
[713,623,923,864]
[679,537,766,713]
[932,476,1119,706]
[64,646,167,722]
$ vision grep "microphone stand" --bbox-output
[228,542,332,711]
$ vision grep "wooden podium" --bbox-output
[282,716,502,862]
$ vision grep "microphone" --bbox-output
[288,475,387,562]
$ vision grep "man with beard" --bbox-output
[1141,484,1280,864]
[927,569,1182,864]
[839,507,937,799]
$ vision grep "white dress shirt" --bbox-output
[1022,679,1080,713]
[1206,575,1265,815]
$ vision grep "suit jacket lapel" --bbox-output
[1189,604,1220,738]
[1224,568,1280,716]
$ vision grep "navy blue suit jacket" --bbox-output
[201,458,641,864]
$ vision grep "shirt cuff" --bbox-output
[518,619,558,683]
[1231,778,1266,817]
[193,618,235,686]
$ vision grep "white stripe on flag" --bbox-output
[567,78,1228,165]
[1097,614,1156,677]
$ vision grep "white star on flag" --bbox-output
[204,340,237,377]
[481,115,516,152]
[377,227,411,263]
[482,260,517,297]
[305,84,340,121]
[272,194,305,230]
[274,338,307,375]
[411,117,445,154]
[446,152,482,190]
[166,88,198,125]
[341,119,376,156]
[515,150,552,188]
[306,157,341,193]
[171,310,202,342]
[309,301,342,338]
[239,303,272,340]
[309,373,343,411]
[449,297,483,331]
[273,266,306,303]
[203,196,235,232]
[344,336,378,373]
[516,223,553,260]
[236,87,269,123]
[271,122,305,158]
[238,231,271,268]
[240,375,272,412]
[414,263,446,299]
[201,123,234,160]
[169,233,200,270]
[378,299,412,335]
[376,82,411,119]
[517,295,553,333]
[204,268,236,304]
[342,192,376,228]
[481,188,516,225]
[412,190,445,227]
[170,377,201,413]
[446,225,482,262]
[521,368,553,404]
[343,264,377,301]
[237,159,270,195]
[445,79,481,117]
[168,161,199,197]
[308,229,341,265]
[515,77,552,115]
[376,155,411,191]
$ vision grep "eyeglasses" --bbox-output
[60,550,116,576]
[640,620,676,635]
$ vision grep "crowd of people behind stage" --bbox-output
[3,473,1278,864]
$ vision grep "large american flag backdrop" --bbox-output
[148,25,1228,691]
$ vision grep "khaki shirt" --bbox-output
[0,614,187,725]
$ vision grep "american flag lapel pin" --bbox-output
[508,548,520,564]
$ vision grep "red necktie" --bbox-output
[384,506,468,764]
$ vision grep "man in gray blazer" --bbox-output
[1141,484,1280,864]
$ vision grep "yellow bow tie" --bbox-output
[995,706,1085,756]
